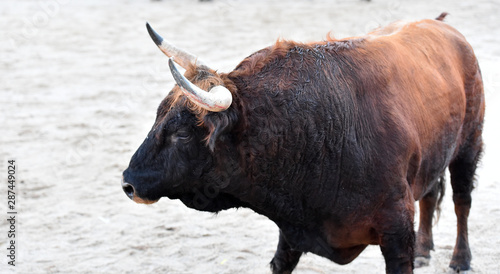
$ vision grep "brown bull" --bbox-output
[122,13,484,273]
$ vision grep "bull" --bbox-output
[122,13,484,273]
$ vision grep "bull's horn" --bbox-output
[168,58,232,112]
[146,22,209,70]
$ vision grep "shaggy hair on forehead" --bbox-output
[166,64,229,117]
[164,63,240,150]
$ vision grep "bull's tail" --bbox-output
[434,175,446,223]
[435,12,449,21]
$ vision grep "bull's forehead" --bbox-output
[153,91,186,127]
[153,67,227,131]
[158,88,183,113]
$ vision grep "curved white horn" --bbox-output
[146,22,209,70]
[169,58,232,112]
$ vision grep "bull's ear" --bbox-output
[203,110,238,151]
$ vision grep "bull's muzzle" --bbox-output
[121,179,158,205]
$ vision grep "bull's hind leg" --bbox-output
[270,231,302,274]
[415,177,444,267]
[448,139,483,272]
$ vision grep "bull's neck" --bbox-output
[219,161,339,227]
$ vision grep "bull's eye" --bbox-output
[174,130,191,141]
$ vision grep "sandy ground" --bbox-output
[1,0,499,273]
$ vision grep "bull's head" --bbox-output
[121,23,238,207]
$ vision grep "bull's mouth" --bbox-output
[132,196,159,205]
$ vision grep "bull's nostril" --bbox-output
[122,182,135,200]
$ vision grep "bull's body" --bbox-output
[123,15,484,273]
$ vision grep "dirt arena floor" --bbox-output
[1,0,499,273]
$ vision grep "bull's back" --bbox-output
[232,18,483,203]
[359,19,484,198]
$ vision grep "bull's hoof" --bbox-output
[449,260,471,273]
[414,256,430,268]
[447,267,471,274]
